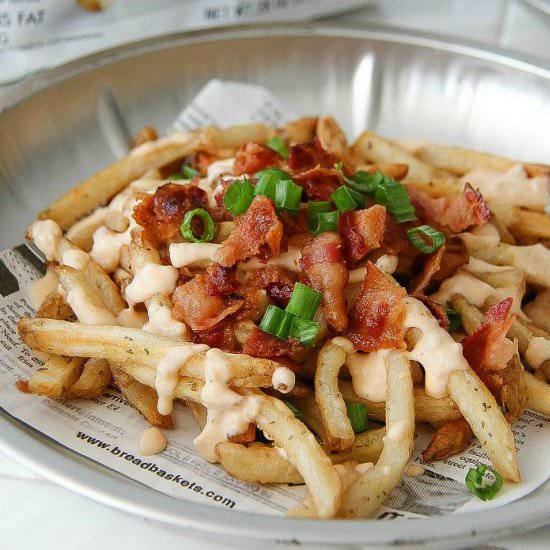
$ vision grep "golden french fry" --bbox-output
[36,290,73,320]
[351,131,453,181]
[315,341,354,451]
[403,178,463,198]
[339,351,414,518]
[129,228,161,275]
[509,209,550,245]
[524,372,550,416]
[327,428,385,466]
[450,294,484,335]
[188,401,207,429]
[525,290,550,333]
[67,358,111,398]
[316,116,347,157]
[281,117,317,144]
[448,369,520,482]
[65,207,107,251]
[253,394,342,519]
[111,366,172,428]
[18,318,281,388]
[290,395,327,441]
[339,381,461,422]
[27,355,86,399]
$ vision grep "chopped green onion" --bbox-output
[259,305,295,340]
[168,173,184,180]
[256,168,291,180]
[289,317,320,346]
[407,225,446,254]
[346,403,368,433]
[374,178,416,223]
[345,170,383,194]
[312,210,340,235]
[275,179,302,211]
[286,283,322,320]
[266,136,289,159]
[446,306,462,332]
[345,185,366,208]
[465,464,503,501]
[334,160,344,172]
[180,208,215,243]
[181,164,199,179]
[284,400,305,422]
[224,177,254,216]
[307,201,331,231]
[331,185,359,212]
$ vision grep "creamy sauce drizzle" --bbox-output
[62,249,89,270]
[29,269,59,309]
[241,246,302,273]
[143,295,187,340]
[125,262,179,306]
[169,243,222,268]
[155,344,209,415]
[404,297,469,398]
[346,349,390,403]
[30,220,62,261]
[525,337,550,369]
[66,287,117,326]
[193,349,259,462]
[139,427,167,456]
[432,272,495,307]
[89,226,131,273]
[271,367,296,394]
[116,307,147,328]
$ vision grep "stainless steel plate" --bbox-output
[1,24,550,549]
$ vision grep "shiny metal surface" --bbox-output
[1,24,550,549]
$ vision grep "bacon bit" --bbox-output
[413,294,449,330]
[461,298,517,402]
[172,274,243,332]
[234,287,268,323]
[183,150,222,177]
[205,264,238,296]
[247,265,295,308]
[214,196,283,267]
[193,322,236,352]
[133,183,208,243]
[242,326,305,360]
[233,142,284,176]
[292,166,343,201]
[423,419,474,461]
[15,379,30,393]
[279,209,309,236]
[431,237,469,283]
[410,246,445,295]
[339,205,387,264]
[347,262,406,352]
[300,232,349,332]
[409,184,491,233]
[288,139,336,172]
[381,215,417,257]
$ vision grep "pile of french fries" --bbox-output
[15,116,550,519]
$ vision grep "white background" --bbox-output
[2,1,550,548]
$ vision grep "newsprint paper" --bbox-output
[0,81,549,518]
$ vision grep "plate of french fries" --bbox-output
[2,25,550,549]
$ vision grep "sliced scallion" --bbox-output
[180,208,215,243]
[289,317,321,346]
[265,136,289,159]
[331,185,359,213]
[285,283,322,320]
[465,464,503,501]
[181,164,199,179]
[224,177,254,216]
[259,305,295,340]
[346,403,368,433]
[407,225,446,254]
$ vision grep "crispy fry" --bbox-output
[67,358,111,398]
[27,355,86,399]
[315,341,354,451]
[351,131,454,181]
[36,290,73,320]
[404,178,463,198]
[509,209,550,245]
[281,117,317,144]
[450,294,484,335]
[129,228,161,275]
[316,116,347,158]
[448,369,520,482]
[18,318,281,388]
[187,400,207,428]
[423,418,474,461]
[290,395,327,441]
[525,290,550,333]
[524,372,550,416]
[339,381,462,422]
[132,126,158,148]
[111,366,173,428]
[65,207,107,251]
[339,351,414,518]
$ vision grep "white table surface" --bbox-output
[2,1,550,549]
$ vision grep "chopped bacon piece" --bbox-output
[409,184,491,233]
[193,321,236,352]
[288,139,336,172]
[242,326,305,360]
[381,216,417,257]
[423,419,474,461]
[214,196,283,267]
[247,265,295,308]
[431,237,469,283]
[205,264,238,296]
[409,246,445,295]
[172,274,243,331]
[293,167,343,201]
[133,183,208,243]
[182,150,222,177]
[413,294,449,330]
[233,142,284,175]
[339,205,387,264]
[461,298,523,418]
[300,232,349,332]
[347,262,406,352]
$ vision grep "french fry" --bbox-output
[290,395,327,441]
[339,381,462,422]
[315,341,355,451]
[18,318,282,388]
[339,351,414,518]
[27,355,86,399]
[509,209,550,245]
[423,418,474,461]
[316,116,347,158]
[448,369,520,482]
[403,178,463,198]
[111,366,173,428]
[281,117,317,144]
[524,372,550,416]
[67,358,111,398]
[355,163,409,181]
[328,428,385,465]
[525,290,550,333]
[65,207,107,251]
[351,131,454,181]
[254,394,342,519]
[36,290,73,320]
[450,294,484,335]
[188,401,207,428]
[129,228,161,275]
[38,132,201,230]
